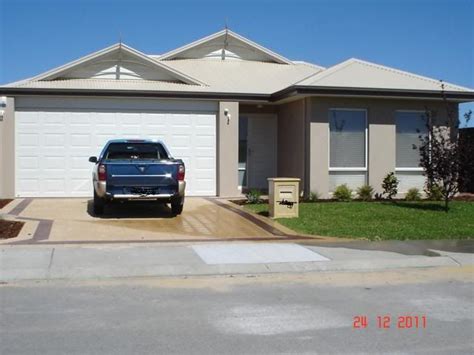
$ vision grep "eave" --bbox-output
[1,85,473,103]
[271,85,474,103]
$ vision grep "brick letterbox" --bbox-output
[267,177,300,218]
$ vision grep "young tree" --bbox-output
[417,82,472,212]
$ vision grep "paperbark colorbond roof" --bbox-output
[157,29,293,64]
[1,30,473,101]
[296,58,472,92]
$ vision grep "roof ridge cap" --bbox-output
[292,60,326,70]
[295,58,355,85]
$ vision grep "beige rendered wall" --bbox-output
[217,101,240,197]
[308,97,455,197]
[307,98,330,198]
[0,97,15,198]
[276,100,305,188]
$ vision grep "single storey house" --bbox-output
[1,29,473,198]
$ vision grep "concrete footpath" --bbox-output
[1,242,473,282]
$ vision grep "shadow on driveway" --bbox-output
[86,199,176,219]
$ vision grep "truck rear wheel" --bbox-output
[171,198,184,215]
[93,190,105,215]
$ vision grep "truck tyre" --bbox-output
[93,190,105,215]
[171,198,184,215]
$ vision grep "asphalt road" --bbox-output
[1,267,473,354]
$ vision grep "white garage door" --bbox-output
[15,108,216,197]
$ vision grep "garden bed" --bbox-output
[0,199,13,209]
[0,219,24,239]
[244,201,474,240]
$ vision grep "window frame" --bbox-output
[394,109,427,172]
[328,108,368,172]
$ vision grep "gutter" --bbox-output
[0,87,271,102]
[271,85,474,102]
[1,85,473,102]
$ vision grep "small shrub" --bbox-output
[246,189,262,204]
[425,183,443,201]
[307,191,320,202]
[405,188,421,201]
[382,172,399,199]
[357,185,374,201]
[333,184,352,201]
[374,192,384,200]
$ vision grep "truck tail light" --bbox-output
[98,164,107,181]
[177,165,185,181]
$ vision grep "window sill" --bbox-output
[329,168,367,172]
[395,168,424,172]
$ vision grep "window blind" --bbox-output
[329,109,366,168]
[396,111,428,168]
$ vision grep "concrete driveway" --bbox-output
[2,198,276,244]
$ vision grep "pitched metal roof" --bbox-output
[158,29,293,64]
[297,58,471,92]
[12,43,205,86]
[160,59,321,94]
[1,31,473,101]
[5,59,322,95]
[9,78,208,91]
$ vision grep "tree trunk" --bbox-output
[444,196,449,212]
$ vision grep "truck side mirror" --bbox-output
[88,156,97,163]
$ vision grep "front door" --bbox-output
[246,114,277,190]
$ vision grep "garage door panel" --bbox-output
[44,134,66,147]
[18,179,40,195]
[18,133,40,147]
[196,135,215,147]
[44,179,66,193]
[16,109,216,197]
[69,113,92,125]
[70,134,92,147]
[43,112,65,124]
[17,111,38,124]
[70,124,94,135]
[93,112,115,123]
[18,157,39,169]
[44,156,66,169]
[70,179,91,195]
[142,115,167,125]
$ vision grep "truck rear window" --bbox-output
[105,143,169,160]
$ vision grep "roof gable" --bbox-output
[158,29,292,64]
[29,43,205,85]
[297,58,471,92]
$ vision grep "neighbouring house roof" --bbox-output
[1,29,473,102]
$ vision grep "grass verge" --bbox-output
[245,201,474,240]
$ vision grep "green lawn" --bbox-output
[245,201,474,240]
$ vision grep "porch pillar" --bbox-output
[368,105,396,194]
[0,97,15,198]
[308,98,330,198]
[217,101,240,197]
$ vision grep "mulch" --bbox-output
[0,219,24,239]
[0,199,13,209]
[453,193,474,201]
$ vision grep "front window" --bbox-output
[104,143,169,160]
[395,111,428,192]
[395,111,428,168]
[329,109,367,191]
